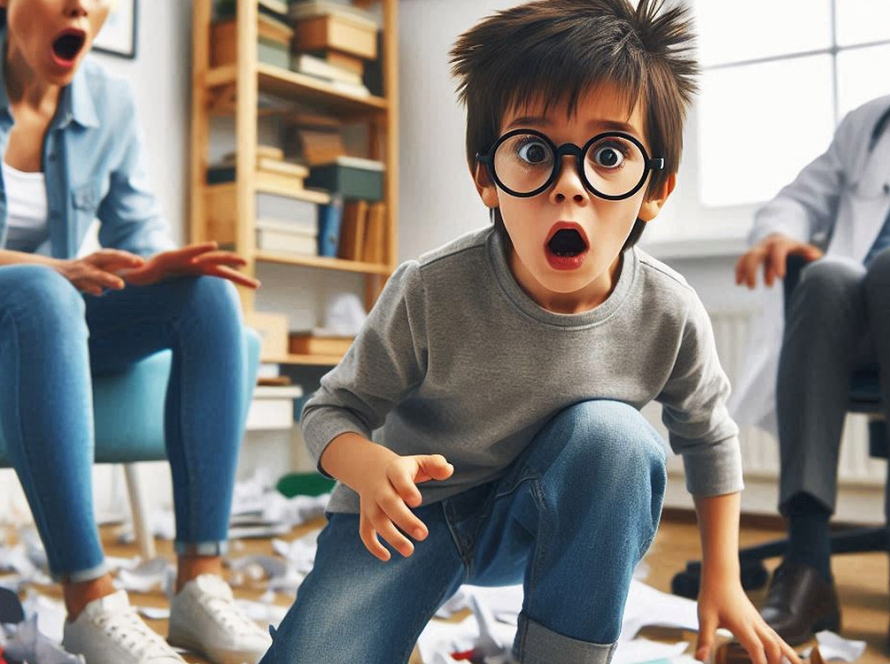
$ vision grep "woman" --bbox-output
[0,1,271,663]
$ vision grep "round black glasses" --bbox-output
[476,129,665,200]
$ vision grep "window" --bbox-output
[695,0,890,207]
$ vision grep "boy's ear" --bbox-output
[638,173,677,222]
[473,162,500,209]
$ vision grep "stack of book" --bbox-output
[212,0,293,69]
[285,113,346,166]
[289,0,379,96]
[337,199,387,264]
[255,190,321,255]
[207,145,311,192]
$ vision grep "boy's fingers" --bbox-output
[380,489,428,541]
[737,631,767,664]
[389,468,423,507]
[359,517,391,562]
[415,454,454,482]
[695,615,716,662]
[373,516,414,558]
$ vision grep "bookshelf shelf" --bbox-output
[204,64,388,115]
[263,353,345,366]
[191,0,399,369]
[258,64,389,114]
[255,250,391,274]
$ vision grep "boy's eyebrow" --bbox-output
[504,116,642,137]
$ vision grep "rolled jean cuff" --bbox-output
[517,615,616,664]
[55,561,109,584]
[175,540,228,557]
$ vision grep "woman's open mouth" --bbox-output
[51,29,87,66]
[545,224,589,270]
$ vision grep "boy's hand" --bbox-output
[696,573,800,664]
[734,234,823,289]
[355,453,454,561]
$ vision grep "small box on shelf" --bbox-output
[305,156,384,201]
[289,333,354,357]
[290,1,379,60]
[245,311,290,358]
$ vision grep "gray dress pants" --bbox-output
[777,249,890,514]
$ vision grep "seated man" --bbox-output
[734,94,890,645]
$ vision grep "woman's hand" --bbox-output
[118,242,260,289]
[735,234,823,289]
[53,249,146,296]
[354,451,454,561]
[696,574,800,664]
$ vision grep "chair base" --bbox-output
[671,526,890,599]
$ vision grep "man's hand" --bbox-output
[118,242,260,289]
[696,573,800,664]
[735,234,823,289]
[53,249,146,296]
[354,452,454,561]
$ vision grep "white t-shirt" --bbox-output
[2,161,49,252]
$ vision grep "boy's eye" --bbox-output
[517,140,551,165]
[590,144,626,169]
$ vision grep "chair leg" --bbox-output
[123,463,156,560]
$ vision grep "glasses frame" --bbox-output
[476,129,665,201]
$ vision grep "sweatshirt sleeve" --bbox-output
[301,260,428,472]
[658,293,744,496]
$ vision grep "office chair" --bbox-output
[671,255,890,599]
[0,329,261,561]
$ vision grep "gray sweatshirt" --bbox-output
[302,227,744,514]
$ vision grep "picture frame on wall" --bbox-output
[94,0,138,59]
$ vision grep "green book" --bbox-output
[258,39,291,70]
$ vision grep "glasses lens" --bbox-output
[493,133,555,194]
[584,135,647,197]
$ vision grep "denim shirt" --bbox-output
[0,30,175,258]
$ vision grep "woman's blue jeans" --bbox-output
[0,264,245,582]
[260,400,667,664]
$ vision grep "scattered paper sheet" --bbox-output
[801,631,867,662]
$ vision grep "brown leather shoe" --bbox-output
[760,560,840,646]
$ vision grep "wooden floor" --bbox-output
[11,514,890,663]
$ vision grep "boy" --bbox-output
[261,1,801,663]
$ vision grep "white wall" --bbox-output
[95,1,192,245]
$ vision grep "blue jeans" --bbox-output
[260,400,667,664]
[0,265,245,581]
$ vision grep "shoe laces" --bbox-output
[200,592,264,636]
[93,605,176,658]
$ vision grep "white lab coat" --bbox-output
[730,95,890,433]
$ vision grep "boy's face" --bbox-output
[473,82,675,313]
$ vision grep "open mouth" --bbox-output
[52,30,86,63]
[547,228,588,258]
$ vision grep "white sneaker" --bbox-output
[62,589,186,664]
[168,574,272,664]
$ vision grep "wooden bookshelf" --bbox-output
[190,0,399,365]
[254,251,391,274]
[263,353,345,366]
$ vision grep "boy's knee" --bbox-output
[551,400,666,478]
